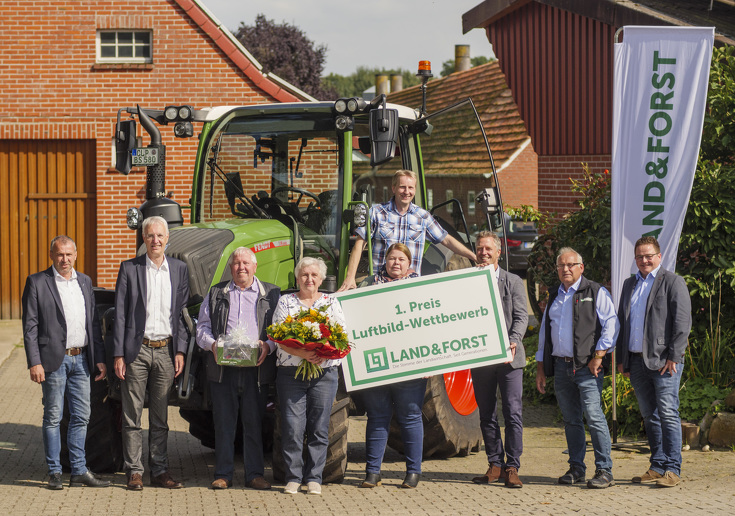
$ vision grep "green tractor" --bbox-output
[102,69,507,482]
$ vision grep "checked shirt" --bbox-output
[355,198,447,275]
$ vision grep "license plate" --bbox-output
[132,147,159,166]
[523,242,534,249]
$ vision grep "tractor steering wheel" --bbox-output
[271,187,322,208]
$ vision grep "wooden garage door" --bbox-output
[0,140,97,319]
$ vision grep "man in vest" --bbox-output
[616,236,691,487]
[196,247,280,490]
[535,247,619,489]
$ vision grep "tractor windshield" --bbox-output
[195,111,344,251]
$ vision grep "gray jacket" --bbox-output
[616,267,691,371]
[497,267,529,369]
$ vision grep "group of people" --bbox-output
[21,168,691,495]
[535,238,691,489]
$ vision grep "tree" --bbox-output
[235,15,336,100]
[440,56,493,77]
[322,67,421,99]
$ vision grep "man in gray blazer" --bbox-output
[113,216,189,491]
[22,235,109,489]
[616,236,691,488]
[470,231,528,488]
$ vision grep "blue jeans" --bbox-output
[41,353,91,476]
[362,378,427,475]
[471,364,524,470]
[553,358,612,473]
[209,366,265,483]
[277,366,339,484]
[628,354,683,476]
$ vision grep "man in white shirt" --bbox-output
[113,216,189,491]
[22,235,109,489]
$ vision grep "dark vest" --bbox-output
[204,280,278,385]
[542,276,606,377]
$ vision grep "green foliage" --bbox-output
[601,374,643,438]
[699,46,735,162]
[321,67,421,99]
[526,163,611,311]
[440,56,493,77]
[679,377,731,423]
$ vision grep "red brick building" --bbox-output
[0,0,308,318]
[463,0,735,217]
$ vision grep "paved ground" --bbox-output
[1,320,734,515]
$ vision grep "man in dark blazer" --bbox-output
[113,216,189,491]
[616,236,691,488]
[22,235,109,490]
[470,231,528,488]
[195,247,279,490]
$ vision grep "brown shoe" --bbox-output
[472,464,505,484]
[151,471,183,489]
[127,473,143,491]
[245,476,271,490]
[655,471,681,487]
[504,467,523,488]
[210,478,231,490]
[632,469,663,484]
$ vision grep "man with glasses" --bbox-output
[616,236,691,487]
[535,247,618,489]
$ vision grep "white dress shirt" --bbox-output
[53,267,87,349]
[144,255,172,340]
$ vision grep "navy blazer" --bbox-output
[112,254,190,364]
[22,267,105,373]
[616,267,691,372]
[496,267,529,369]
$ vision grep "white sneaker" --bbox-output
[307,482,321,495]
[284,481,299,494]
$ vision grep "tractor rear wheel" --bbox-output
[388,373,481,458]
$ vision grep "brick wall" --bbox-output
[538,154,611,216]
[498,142,538,210]
[0,0,289,288]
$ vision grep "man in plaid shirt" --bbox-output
[339,169,476,290]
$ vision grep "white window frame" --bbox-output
[427,188,434,209]
[467,190,476,215]
[96,30,153,64]
[382,186,389,202]
[446,189,453,214]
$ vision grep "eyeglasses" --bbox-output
[634,253,659,261]
[556,263,581,270]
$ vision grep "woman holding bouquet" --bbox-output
[270,257,346,496]
[359,243,425,489]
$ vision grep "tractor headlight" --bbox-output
[126,207,142,230]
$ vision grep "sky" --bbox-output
[200,0,494,76]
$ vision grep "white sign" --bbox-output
[334,268,510,391]
[611,26,714,303]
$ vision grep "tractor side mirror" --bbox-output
[114,119,137,175]
[369,108,398,167]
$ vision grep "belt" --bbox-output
[143,337,171,348]
[631,352,643,358]
[555,356,574,363]
[65,347,86,356]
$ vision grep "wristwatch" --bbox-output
[594,350,607,358]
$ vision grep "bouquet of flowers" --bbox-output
[267,306,351,380]
[215,324,260,367]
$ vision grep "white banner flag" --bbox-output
[611,26,713,304]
